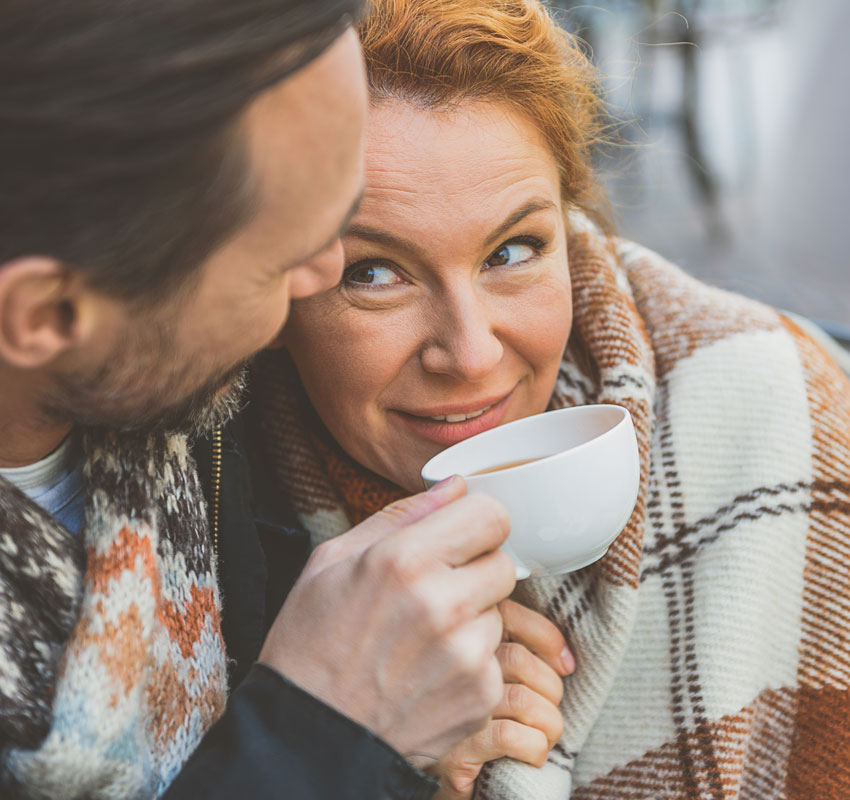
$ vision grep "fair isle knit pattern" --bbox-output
[0,430,227,799]
[254,215,850,800]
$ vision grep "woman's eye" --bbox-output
[485,241,537,269]
[344,263,401,287]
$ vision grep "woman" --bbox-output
[251,0,850,797]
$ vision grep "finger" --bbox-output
[499,598,574,676]
[493,683,564,749]
[497,642,564,706]
[396,491,511,568]
[440,718,550,791]
[442,607,504,721]
[314,476,468,567]
[436,547,516,618]
[484,719,550,768]
[448,605,505,673]
[434,741,486,800]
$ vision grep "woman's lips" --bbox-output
[393,388,515,446]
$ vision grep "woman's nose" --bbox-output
[419,295,504,382]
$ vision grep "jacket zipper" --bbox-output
[210,426,223,567]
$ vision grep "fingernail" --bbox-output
[560,646,575,675]
[427,475,459,493]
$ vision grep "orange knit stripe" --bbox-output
[86,525,156,596]
[311,429,408,525]
[157,583,219,662]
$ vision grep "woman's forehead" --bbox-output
[357,99,562,234]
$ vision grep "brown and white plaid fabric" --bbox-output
[254,214,850,800]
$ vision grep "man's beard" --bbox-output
[41,322,251,438]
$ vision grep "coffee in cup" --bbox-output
[421,404,640,579]
[470,456,546,475]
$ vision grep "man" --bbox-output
[0,1,534,796]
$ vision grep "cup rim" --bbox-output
[421,403,631,484]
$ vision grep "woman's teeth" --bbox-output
[428,405,492,423]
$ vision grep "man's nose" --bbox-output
[419,292,504,382]
[290,238,345,299]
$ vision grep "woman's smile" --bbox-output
[391,385,517,446]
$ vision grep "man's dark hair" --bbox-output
[0,0,363,301]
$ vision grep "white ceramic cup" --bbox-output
[421,404,640,579]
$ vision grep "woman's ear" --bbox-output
[0,257,83,369]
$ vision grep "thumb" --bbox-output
[321,475,467,565]
[433,739,487,800]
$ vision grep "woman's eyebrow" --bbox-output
[484,198,557,247]
[346,197,558,256]
[345,223,407,249]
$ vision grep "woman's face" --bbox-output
[284,100,573,492]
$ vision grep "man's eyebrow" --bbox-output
[345,197,558,256]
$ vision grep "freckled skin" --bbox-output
[284,101,573,492]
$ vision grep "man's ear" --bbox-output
[0,257,85,369]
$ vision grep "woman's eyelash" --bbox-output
[343,234,549,288]
[484,234,548,267]
[497,234,546,252]
[341,259,402,290]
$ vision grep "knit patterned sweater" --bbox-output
[252,216,850,800]
[0,430,227,799]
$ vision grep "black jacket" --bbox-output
[164,410,437,799]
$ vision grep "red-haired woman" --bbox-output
[229,1,850,798]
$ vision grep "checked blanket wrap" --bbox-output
[0,431,227,799]
[255,214,850,800]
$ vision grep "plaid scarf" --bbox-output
[254,215,850,800]
[0,430,227,799]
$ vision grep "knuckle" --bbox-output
[307,538,340,570]
[368,541,422,587]
[499,641,529,674]
[364,545,451,630]
[379,494,423,522]
[469,494,511,541]
[489,719,519,754]
[440,591,480,633]
[458,651,502,720]
[504,681,530,713]
[421,597,451,636]
[485,606,505,648]
[408,583,451,635]
[482,657,505,709]
[448,636,487,677]
[443,760,480,797]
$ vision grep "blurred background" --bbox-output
[549,0,850,346]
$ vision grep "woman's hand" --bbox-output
[430,599,574,799]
